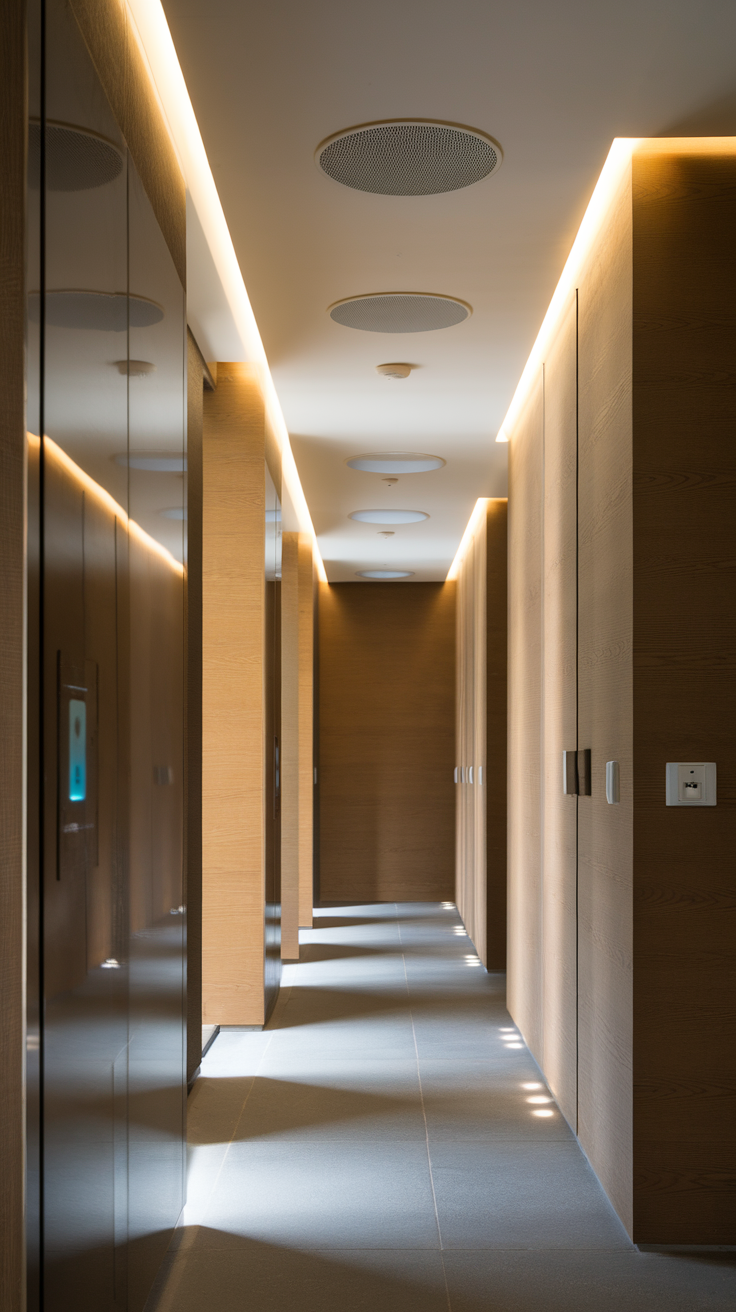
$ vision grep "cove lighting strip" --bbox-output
[29,434,185,576]
[494,137,640,444]
[446,498,489,582]
[126,0,327,582]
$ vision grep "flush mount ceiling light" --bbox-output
[160,507,187,520]
[346,452,445,474]
[115,453,186,472]
[316,120,502,195]
[30,291,163,331]
[29,121,124,192]
[350,509,429,525]
[329,293,470,333]
[376,362,413,379]
[115,360,156,377]
[358,570,414,580]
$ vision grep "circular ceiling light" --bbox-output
[358,570,414,580]
[350,509,429,525]
[160,507,187,520]
[30,291,163,331]
[347,452,445,474]
[115,453,186,472]
[29,121,124,192]
[316,120,501,195]
[329,292,470,333]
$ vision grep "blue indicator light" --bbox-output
[69,699,86,802]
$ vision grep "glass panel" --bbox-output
[264,465,282,1014]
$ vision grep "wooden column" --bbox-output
[280,531,300,959]
[202,362,269,1025]
[297,534,315,929]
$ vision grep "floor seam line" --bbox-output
[400,925,453,1312]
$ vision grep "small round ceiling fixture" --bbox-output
[347,452,445,474]
[329,292,470,333]
[30,291,163,331]
[350,509,429,525]
[358,570,414,580]
[376,362,412,380]
[29,121,124,192]
[316,120,502,195]
[115,452,186,472]
[160,507,187,520]
[115,360,156,377]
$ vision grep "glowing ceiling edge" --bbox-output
[446,498,488,581]
[126,0,327,582]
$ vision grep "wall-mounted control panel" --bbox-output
[666,762,717,806]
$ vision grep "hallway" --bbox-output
[149,905,735,1311]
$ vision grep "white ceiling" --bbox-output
[163,0,736,580]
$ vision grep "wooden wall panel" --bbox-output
[577,162,634,1233]
[202,363,268,1024]
[280,531,300,959]
[485,500,508,970]
[541,300,579,1129]
[319,582,455,903]
[507,375,544,1060]
[0,0,27,1298]
[631,146,736,1241]
[297,535,314,928]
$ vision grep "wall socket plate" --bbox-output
[666,762,717,806]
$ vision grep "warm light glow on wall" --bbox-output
[125,0,327,582]
[30,433,185,576]
[446,498,489,581]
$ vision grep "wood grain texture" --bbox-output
[631,144,736,1241]
[541,300,579,1130]
[70,0,186,284]
[0,0,27,1301]
[319,582,455,902]
[507,374,544,1061]
[297,534,314,928]
[485,500,508,971]
[455,513,485,958]
[577,159,634,1235]
[280,531,300,959]
[202,363,268,1024]
[186,330,205,1080]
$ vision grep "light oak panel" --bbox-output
[280,530,300,959]
[577,162,634,1234]
[507,374,544,1060]
[631,145,736,1241]
[319,582,455,903]
[202,363,268,1024]
[297,535,315,928]
[541,299,579,1130]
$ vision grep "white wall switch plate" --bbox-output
[666,762,717,806]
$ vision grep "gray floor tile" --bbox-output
[442,1249,736,1311]
[418,1060,574,1143]
[430,1142,631,1250]
[232,1063,426,1142]
[198,1141,440,1249]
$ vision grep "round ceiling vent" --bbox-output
[316,120,501,195]
[358,570,414,580]
[29,121,124,192]
[329,293,470,334]
[350,509,429,525]
[347,453,445,474]
[115,453,186,472]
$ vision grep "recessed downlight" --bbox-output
[316,120,502,195]
[358,570,414,580]
[350,509,429,525]
[346,453,445,475]
[329,292,470,333]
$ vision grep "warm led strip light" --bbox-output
[29,433,185,576]
[446,497,489,581]
[125,0,327,582]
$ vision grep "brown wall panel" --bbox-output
[280,530,300,958]
[507,374,544,1060]
[319,582,455,903]
[541,299,578,1128]
[577,163,634,1233]
[485,500,508,970]
[631,147,736,1241]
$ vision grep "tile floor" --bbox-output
[147,903,736,1311]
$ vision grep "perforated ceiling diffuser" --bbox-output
[316,121,501,195]
[329,293,470,333]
